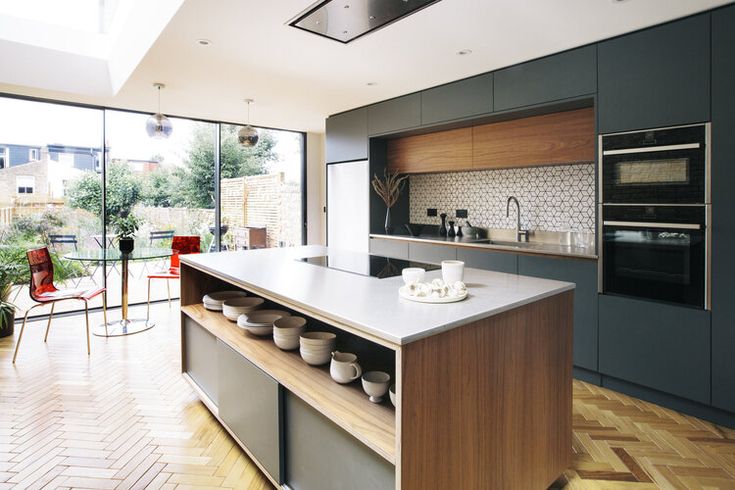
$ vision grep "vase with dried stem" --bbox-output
[371,170,408,235]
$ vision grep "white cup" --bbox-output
[402,267,425,285]
[441,260,465,284]
[330,351,363,384]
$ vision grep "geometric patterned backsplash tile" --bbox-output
[409,163,595,233]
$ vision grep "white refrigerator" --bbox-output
[327,160,369,253]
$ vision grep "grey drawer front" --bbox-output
[598,295,711,404]
[284,393,394,490]
[421,73,494,125]
[457,248,517,274]
[183,317,218,405]
[408,242,457,264]
[368,94,421,135]
[217,341,282,483]
[369,238,409,259]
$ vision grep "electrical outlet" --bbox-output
[427,208,437,217]
[456,209,468,219]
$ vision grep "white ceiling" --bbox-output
[0,0,731,133]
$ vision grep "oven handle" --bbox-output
[602,143,700,155]
[603,220,701,230]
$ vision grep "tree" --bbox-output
[141,167,177,207]
[175,123,278,209]
[66,162,142,218]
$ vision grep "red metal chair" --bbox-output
[13,247,107,363]
[146,235,200,320]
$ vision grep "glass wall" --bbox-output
[0,94,306,318]
[0,97,104,315]
[219,125,304,250]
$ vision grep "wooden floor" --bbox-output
[0,302,734,489]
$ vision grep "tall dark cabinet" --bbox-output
[711,4,735,414]
[598,13,710,133]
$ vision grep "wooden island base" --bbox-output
[180,259,573,490]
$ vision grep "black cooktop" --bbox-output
[300,254,439,279]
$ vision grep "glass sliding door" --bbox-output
[219,125,305,250]
[0,96,103,317]
[103,110,217,308]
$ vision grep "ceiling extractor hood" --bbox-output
[289,0,442,44]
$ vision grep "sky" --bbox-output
[0,96,304,182]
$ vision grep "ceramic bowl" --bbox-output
[222,297,264,321]
[273,316,307,350]
[299,347,333,366]
[389,384,396,407]
[203,290,247,305]
[401,267,425,285]
[240,309,290,322]
[299,331,337,347]
[361,371,391,403]
[237,313,282,336]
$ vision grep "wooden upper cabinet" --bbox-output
[386,108,594,174]
[386,127,472,174]
[472,107,595,169]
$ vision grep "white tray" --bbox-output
[398,286,468,304]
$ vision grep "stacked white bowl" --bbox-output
[203,291,247,311]
[273,316,307,350]
[222,297,264,321]
[299,332,337,365]
[237,311,288,336]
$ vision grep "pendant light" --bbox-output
[238,98,259,147]
[146,83,173,139]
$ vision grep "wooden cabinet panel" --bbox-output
[494,45,596,111]
[386,127,472,174]
[368,94,421,136]
[472,107,595,169]
[421,73,494,125]
[711,4,735,413]
[598,295,711,404]
[326,108,368,163]
[598,14,710,133]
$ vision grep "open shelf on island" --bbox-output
[181,303,396,464]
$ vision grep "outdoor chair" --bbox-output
[146,235,200,320]
[142,230,175,277]
[12,247,107,363]
[48,234,91,287]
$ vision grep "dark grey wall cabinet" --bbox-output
[183,317,218,405]
[518,255,598,371]
[369,237,409,259]
[217,341,282,483]
[494,45,597,111]
[326,108,368,163]
[285,393,395,490]
[598,14,710,133]
[598,295,711,404]
[368,94,421,135]
[421,73,494,125]
[456,248,518,274]
[711,4,735,414]
[408,242,457,264]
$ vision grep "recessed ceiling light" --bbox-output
[367,82,378,86]
[457,49,472,56]
[196,38,212,46]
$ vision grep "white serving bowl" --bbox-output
[222,297,264,321]
[401,267,426,285]
[389,384,396,407]
[237,313,282,336]
[273,317,307,350]
[240,309,290,322]
[203,290,247,306]
[299,347,333,366]
[362,371,391,403]
[299,331,337,347]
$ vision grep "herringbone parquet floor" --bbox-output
[0,301,734,489]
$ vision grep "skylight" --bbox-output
[0,0,119,34]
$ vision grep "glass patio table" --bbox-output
[64,247,173,337]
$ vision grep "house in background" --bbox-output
[0,143,102,172]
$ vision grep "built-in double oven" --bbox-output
[599,123,711,310]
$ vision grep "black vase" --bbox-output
[0,310,14,338]
[119,237,135,254]
[384,208,393,235]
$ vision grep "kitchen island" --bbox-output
[179,245,574,490]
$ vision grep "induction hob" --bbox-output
[300,254,440,278]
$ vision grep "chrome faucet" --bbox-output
[506,196,529,242]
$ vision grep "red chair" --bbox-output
[146,235,200,320]
[13,247,107,363]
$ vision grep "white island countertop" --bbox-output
[180,245,574,346]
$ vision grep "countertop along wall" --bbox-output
[409,162,595,233]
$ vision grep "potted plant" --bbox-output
[0,261,25,338]
[113,214,142,254]
[371,170,408,235]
